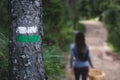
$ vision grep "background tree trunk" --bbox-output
[8,0,46,80]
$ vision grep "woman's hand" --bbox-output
[70,68,74,74]
[91,66,94,68]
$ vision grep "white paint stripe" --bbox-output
[16,26,38,34]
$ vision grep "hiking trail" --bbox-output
[65,21,120,80]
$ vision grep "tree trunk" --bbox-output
[8,0,47,80]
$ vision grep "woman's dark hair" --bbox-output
[75,31,86,53]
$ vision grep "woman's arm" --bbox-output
[88,56,94,68]
[87,48,94,68]
[70,45,74,68]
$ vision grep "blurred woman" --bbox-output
[70,31,94,80]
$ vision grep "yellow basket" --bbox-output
[88,69,105,80]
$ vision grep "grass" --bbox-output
[108,43,120,56]
[0,26,8,80]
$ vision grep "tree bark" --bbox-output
[8,0,46,80]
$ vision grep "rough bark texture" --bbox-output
[8,0,46,80]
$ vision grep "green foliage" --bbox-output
[59,26,74,51]
[0,29,8,80]
[108,43,120,56]
[43,0,84,51]
[104,5,120,53]
[43,44,64,80]
[76,0,110,18]
[43,0,64,28]
[0,0,8,28]
[42,0,112,48]
[0,1,9,79]
[75,23,85,32]
[43,0,66,45]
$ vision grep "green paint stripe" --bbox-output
[16,35,40,42]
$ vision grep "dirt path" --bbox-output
[65,21,120,80]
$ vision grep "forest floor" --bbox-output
[65,21,120,80]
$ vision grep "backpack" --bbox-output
[74,47,89,62]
